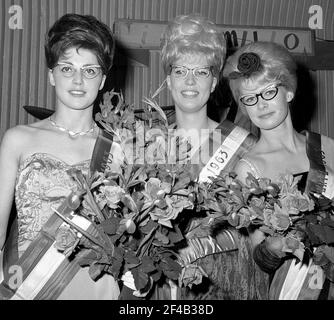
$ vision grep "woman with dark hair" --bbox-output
[0,14,120,300]
[224,41,334,299]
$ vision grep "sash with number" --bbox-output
[150,120,257,300]
[177,120,257,267]
[0,130,118,300]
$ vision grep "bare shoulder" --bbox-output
[0,121,47,154]
[208,118,220,129]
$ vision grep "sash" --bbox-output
[269,131,334,300]
[0,130,116,300]
[269,259,324,300]
[149,120,256,300]
[179,120,257,265]
[305,131,334,200]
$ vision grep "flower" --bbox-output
[99,185,125,209]
[54,225,79,256]
[228,52,262,79]
[237,52,262,75]
[149,195,193,228]
[280,193,315,214]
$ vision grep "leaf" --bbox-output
[140,256,156,273]
[155,231,170,245]
[167,225,184,244]
[100,217,121,235]
[158,219,173,228]
[141,220,159,234]
[180,264,205,288]
[110,259,123,278]
[88,263,105,281]
[173,176,191,191]
[124,251,140,265]
[309,224,334,244]
[121,194,139,213]
[142,97,168,125]
[150,269,162,282]
[323,245,334,264]
[132,267,150,291]
[259,225,275,236]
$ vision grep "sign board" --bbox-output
[114,19,315,56]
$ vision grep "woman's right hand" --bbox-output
[264,235,287,258]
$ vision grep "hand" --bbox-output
[248,228,266,247]
[265,235,287,258]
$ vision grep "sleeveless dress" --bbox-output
[14,153,120,300]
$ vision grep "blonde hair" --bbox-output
[161,14,226,78]
[223,41,297,106]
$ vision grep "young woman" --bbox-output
[223,41,334,299]
[157,14,269,300]
[0,14,119,300]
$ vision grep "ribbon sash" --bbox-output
[181,120,257,262]
[198,120,254,183]
[306,131,334,200]
[0,130,115,300]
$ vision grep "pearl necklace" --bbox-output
[48,117,97,138]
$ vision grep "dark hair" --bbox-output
[45,14,115,75]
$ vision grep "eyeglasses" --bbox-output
[170,65,213,79]
[54,63,102,79]
[240,85,280,106]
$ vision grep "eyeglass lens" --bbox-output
[240,86,279,106]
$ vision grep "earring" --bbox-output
[287,92,293,102]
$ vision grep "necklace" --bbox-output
[48,117,97,138]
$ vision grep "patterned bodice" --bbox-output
[15,153,90,256]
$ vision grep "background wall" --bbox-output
[0,0,333,138]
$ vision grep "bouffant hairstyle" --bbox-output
[161,14,226,78]
[45,14,115,75]
[223,41,297,103]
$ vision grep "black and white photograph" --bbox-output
[0,0,333,306]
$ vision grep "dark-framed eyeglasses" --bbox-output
[54,62,102,79]
[170,65,213,79]
[240,85,281,106]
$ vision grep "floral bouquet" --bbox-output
[53,90,203,298]
[195,170,334,279]
[52,90,334,296]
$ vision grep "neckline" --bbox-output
[19,152,90,171]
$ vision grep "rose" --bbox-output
[237,52,262,76]
[99,185,125,209]
[281,194,315,215]
[270,213,291,232]
[55,225,78,253]
[249,196,266,210]
[144,178,171,201]
[263,207,274,226]
[149,195,193,228]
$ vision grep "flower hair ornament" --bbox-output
[228,52,262,79]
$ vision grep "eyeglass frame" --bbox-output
[53,62,103,79]
[239,84,282,106]
[169,65,214,79]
